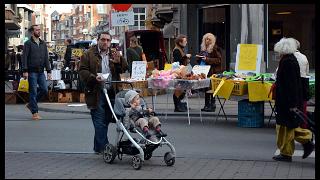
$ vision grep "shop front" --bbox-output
[184,4,315,73]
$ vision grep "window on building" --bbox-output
[96,4,106,14]
[130,7,146,30]
[73,17,76,24]
[5,4,12,9]
[73,29,77,35]
[36,15,41,24]
[79,16,82,22]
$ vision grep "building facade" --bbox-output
[5,4,21,51]
[176,4,315,73]
[8,4,33,47]
[152,4,315,72]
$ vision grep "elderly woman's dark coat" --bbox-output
[275,54,303,128]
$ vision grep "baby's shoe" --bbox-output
[142,127,151,139]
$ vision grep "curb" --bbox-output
[38,107,274,119]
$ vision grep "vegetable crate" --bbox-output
[231,80,248,96]
[211,77,248,96]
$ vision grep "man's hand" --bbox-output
[23,72,28,79]
[96,75,103,82]
[47,73,52,80]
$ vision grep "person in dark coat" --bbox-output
[272,37,314,162]
[64,38,73,69]
[172,34,191,112]
[196,33,223,112]
[79,31,128,154]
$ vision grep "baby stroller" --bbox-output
[102,81,176,170]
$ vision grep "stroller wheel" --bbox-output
[164,152,175,166]
[144,153,152,160]
[103,144,117,164]
[132,155,142,170]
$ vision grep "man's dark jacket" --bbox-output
[79,45,128,109]
[22,37,51,73]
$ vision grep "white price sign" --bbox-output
[111,11,134,26]
[131,61,147,80]
[192,65,211,76]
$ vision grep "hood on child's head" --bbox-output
[125,90,139,105]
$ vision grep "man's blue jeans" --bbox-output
[90,89,114,153]
[28,72,48,114]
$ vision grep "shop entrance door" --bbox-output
[199,5,230,71]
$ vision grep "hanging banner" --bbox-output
[212,79,234,100]
[55,45,67,57]
[71,48,84,58]
[248,81,273,102]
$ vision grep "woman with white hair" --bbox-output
[196,33,223,112]
[272,37,314,162]
[288,38,310,129]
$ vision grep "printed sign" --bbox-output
[131,61,147,80]
[192,65,211,76]
[55,45,67,57]
[111,11,134,26]
[71,48,84,58]
[235,44,262,74]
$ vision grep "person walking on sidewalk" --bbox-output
[79,31,128,154]
[289,38,311,129]
[172,34,191,112]
[22,25,52,120]
[196,33,223,112]
[272,37,314,162]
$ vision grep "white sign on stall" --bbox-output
[111,11,134,26]
[131,61,147,80]
[192,65,211,77]
[44,70,61,80]
[235,44,263,74]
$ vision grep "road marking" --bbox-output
[274,149,315,158]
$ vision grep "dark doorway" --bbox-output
[198,5,230,71]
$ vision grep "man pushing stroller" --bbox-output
[124,90,167,139]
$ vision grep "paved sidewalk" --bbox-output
[35,93,276,118]
[5,152,315,179]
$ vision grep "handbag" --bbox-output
[17,78,29,93]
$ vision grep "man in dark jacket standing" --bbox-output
[272,37,314,162]
[79,31,128,154]
[22,25,52,120]
[64,38,73,69]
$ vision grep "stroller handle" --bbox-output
[104,80,134,90]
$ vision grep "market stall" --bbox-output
[146,63,211,125]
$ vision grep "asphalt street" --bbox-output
[5,104,316,178]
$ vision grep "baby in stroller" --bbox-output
[124,90,167,139]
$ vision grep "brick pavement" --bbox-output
[5,152,315,179]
